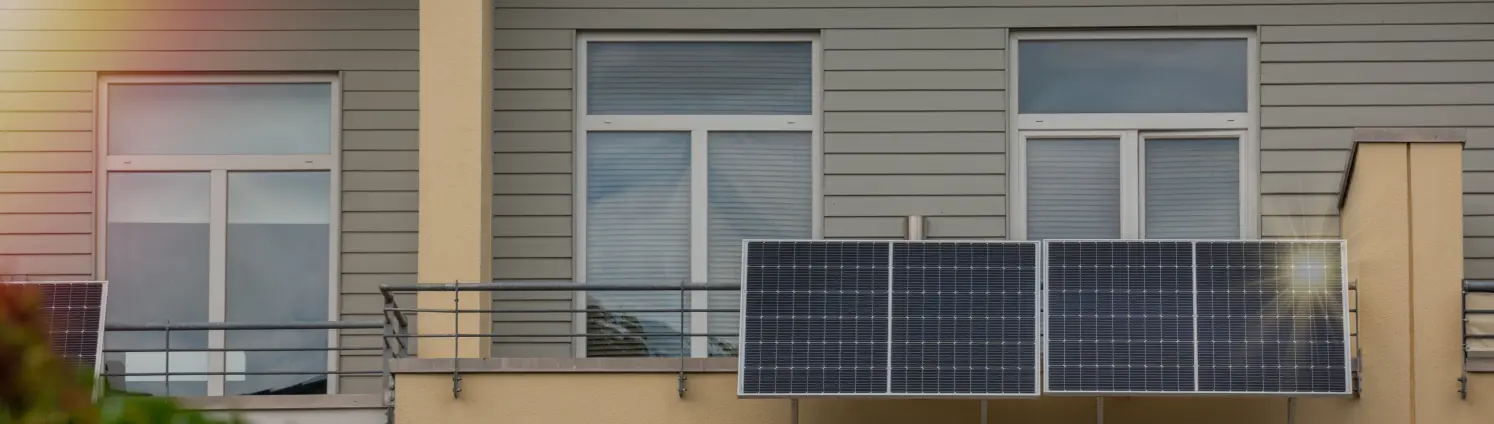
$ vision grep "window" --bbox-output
[576,34,820,358]
[98,75,339,396]
[1009,32,1258,240]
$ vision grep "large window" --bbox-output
[575,34,820,358]
[98,75,339,396]
[1009,32,1258,240]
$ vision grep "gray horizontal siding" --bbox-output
[1257,29,1494,279]
[491,28,576,358]
[490,0,1494,357]
[823,27,1008,248]
[0,81,93,280]
[0,0,421,395]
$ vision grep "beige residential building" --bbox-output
[0,0,1492,423]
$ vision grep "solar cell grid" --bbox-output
[891,242,1039,395]
[3,281,108,373]
[1042,240,1350,395]
[739,240,1041,397]
[1044,241,1196,393]
[740,241,890,395]
[1195,241,1348,394]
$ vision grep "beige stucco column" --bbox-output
[1299,128,1494,424]
[416,0,494,359]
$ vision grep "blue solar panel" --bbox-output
[2,281,108,373]
[891,242,1039,395]
[1044,241,1196,393]
[1195,241,1348,394]
[739,241,890,396]
[1043,240,1350,395]
[739,240,1041,397]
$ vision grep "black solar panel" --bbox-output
[739,240,1040,397]
[4,281,108,373]
[1196,241,1348,394]
[1043,240,1350,395]
[739,240,890,396]
[1045,241,1195,393]
[891,242,1038,395]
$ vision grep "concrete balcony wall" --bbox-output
[1297,128,1494,424]
[183,395,385,424]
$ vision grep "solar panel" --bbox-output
[892,242,1039,396]
[1043,240,1350,395]
[1044,241,1196,393]
[739,240,1040,397]
[1195,241,1349,394]
[739,240,889,396]
[2,281,109,375]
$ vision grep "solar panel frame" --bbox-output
[1040,239,1352,396]
[1,281,110,382]
[737,239,1042,398]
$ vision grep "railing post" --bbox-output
[451,281,462,398]
[164,322,171,395]
[679,278,689,398]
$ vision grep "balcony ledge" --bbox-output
[176,394,384,411]
[391,357,738,374]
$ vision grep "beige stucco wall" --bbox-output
[416,0,495,359]
[395,373,1295,424]
[1296,139,1494,424]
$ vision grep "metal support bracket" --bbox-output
[1461,284,1469,399]
[1349,281,1363,397]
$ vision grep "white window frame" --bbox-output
[95,74,342,395]
[572,32,823,358]
[1007,30,1260,240]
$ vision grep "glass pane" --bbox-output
[1027,139,1121,240]
[706,132,812,356]
[1145,138,1240,239]
[225,172,331,395]
[586,132,691,357]
[104,172,210,396]
[109,83,332,155]
[1018,39,1248,114]
[588,42,812,115]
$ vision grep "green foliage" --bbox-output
[0,284,242,424]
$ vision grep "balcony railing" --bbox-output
[381,282,742,356]
[101,321,386,397]
[380,282,741,397]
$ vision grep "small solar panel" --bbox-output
[891,242,1039,395]
[1196,241,1348,394]
[1043,240,1350,395]
[2,281,108,374]
[739,240,1040,397]
[739,240,890,396]
[1045,241,1196,393]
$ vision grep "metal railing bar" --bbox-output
[388,332,738,338]
[107,322,381,331]
[385,307,739,314]
[101,371,383,377]
[104,347,382,353]
[379,282,740,292]
[1465,280,1494,293]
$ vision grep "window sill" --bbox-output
[390,357,738,374]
